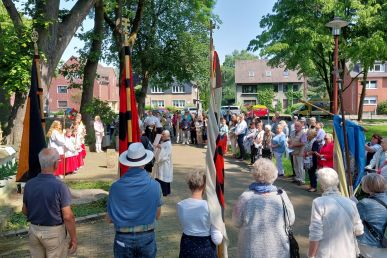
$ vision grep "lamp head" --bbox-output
[326,16,349,36]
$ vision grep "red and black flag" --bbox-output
[206,50,228,256]
[16,54,47,182]
[119,47,141,176]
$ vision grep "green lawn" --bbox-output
[65,180,113,192]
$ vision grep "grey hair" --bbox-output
[162,130,170,139]
[325,133,333,140]
[317,168,339,190]
[251,158,278,184]
[39,148,60,169]
[187,170,206,191]
[279,120,287,126]
[309,117,316,122]
[264,124,272,131]
[361,173,386,194]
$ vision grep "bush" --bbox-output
[377,100,387,114]
[285,103,304,114]
[0,161,17,180]
[84,98,116,125]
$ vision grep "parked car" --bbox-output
[221,105,241,116]
[247,104,269,118]
[292,101,331,117]
[184,107,199,115]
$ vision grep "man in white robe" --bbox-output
[154,130,173,196]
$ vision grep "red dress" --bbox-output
[318,142,334,168]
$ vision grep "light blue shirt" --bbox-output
[272,133,286,154]
[177,198,211,237]
[108,167,163,229]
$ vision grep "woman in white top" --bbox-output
[94,115,105,153]
[154,130,173,196]
[308,167,364,258]
[47,120,65,177]
[177,170,223,258]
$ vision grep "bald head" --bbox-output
[39,148,60,173]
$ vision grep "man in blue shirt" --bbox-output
[23,148,77,257]
[108,142,163,258]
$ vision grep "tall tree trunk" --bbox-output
[79,0,104,150]
[357,71,368,121]
[137,71,149,118]
[2,0,96,149]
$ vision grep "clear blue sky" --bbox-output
[213,0,276,63]
[61,0,276,65]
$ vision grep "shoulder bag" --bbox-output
[363,197,387,248]
[278,189,300,258]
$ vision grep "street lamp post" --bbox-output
[325,16,349,114]
[194,86,199,115]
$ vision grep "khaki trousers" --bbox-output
[29,224,68,258]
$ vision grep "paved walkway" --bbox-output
[0,144,318,257]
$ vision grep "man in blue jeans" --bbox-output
[108,143,164,258]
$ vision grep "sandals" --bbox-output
[308,188,317,192]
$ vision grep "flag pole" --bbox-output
[63,109,66,180]
[210,20,224,258]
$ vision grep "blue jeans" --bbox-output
[114,231,156,258]
[237,134,245,159]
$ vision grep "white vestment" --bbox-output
[154,140,173,182]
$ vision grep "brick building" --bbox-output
[235,60,307,108]
[145,81,200,110]
[342,62,387,115]
[48,57,119,113]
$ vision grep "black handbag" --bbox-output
[278,189,300,258]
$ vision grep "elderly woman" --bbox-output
[316,133,334,169]
[232,159,295,258]
[272,124,287,176]
[177,170,223,258]
[365,134,383,165]
[308,168,364,258]
[305,129,320,192]
[262,124,274,159]
[154,130,173,196]
[94,115,105,153]
[356,174,387,258]
[366,138,387,173]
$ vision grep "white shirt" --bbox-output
[235,120,247,135]
[48,130,65,155]
[309,191,364,258]
[144,115,161,128]
[177,198,222,245]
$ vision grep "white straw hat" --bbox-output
[119,142,154,167]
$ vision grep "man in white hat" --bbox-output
[108,142,163,258]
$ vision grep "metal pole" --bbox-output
[338,84,353,196]
[333,35,339,114]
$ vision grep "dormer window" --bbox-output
[248,71,255,77]
[283,70,289,77]
[265,71,272,77]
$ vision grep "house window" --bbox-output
[293,84,299,91]
[265,71,272,77]
[244,99,256,105]
[283,70,289,77]
[273,84,278,92]
[151,86,164,93]
[57,101,68,108]
[57,85,68,93]
[151,100,165,107]
[172,85,185,93]
[363,96,377,105]
[278,84,283,92]
[172,100,185,107]
[369,64,385,72]
[248,71,255,77]
[242,85,257,94]
[365,81,377,89]
[283,84,288,92]
[283,99,288,108]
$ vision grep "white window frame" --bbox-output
[57,100,68,108]
[172,100,185,107]
[151,100,165,107]
[57,85,68,94]
[172,85,185,93]
[283,70,289,77]
[369,63,385,72]
[363,96,377,105]
[365,80,377,89]
[278,84,283,92]
[151,86,164,93]
[265,71,272,77]
[248,71,255,77]
[242,85,257,94]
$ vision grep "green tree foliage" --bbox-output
[84,98,116,125]
[248,0,387,119]
[285,89,303,107]
[221,50,257,105]
[256,85,275,112]
[377,100,387,115]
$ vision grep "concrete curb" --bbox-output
[0,212,107,238]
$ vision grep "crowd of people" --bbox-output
[20,108,387,258]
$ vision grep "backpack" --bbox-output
[363,197,387,248]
